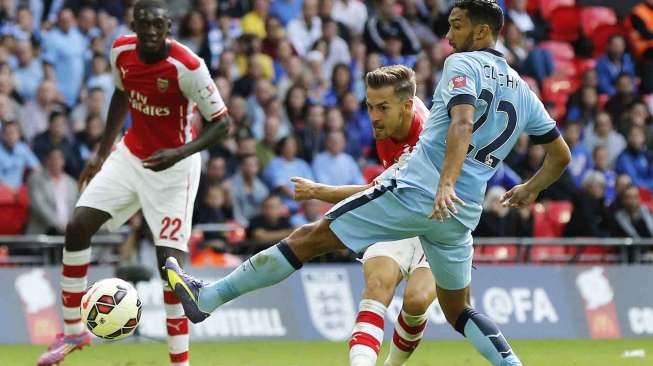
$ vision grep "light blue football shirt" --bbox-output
[395,48,559,230]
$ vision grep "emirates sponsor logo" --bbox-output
[129,91,171,117]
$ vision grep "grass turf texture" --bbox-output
[1,339,650,365]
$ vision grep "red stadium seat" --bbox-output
[574,58,596,76]
[549,6,581,42]
[539,41,574,62]
[476,245,520,263]
[530,245,570,262]
[539,0,574,20]
[591,24,627,58]
[533,201,573,238]
[541,76,578,118]
[580,6,617,36]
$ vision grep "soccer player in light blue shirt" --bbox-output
[165,1,571,365]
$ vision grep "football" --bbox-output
[80,278,142,340]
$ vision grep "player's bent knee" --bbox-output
[288,219,344,262]
[363,274,397,304]
[402,292,434,315]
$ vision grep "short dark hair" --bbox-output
[365,65,416,100]
[454,0,504,37]
[134,0,167,15]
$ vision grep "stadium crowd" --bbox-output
[0,0,652,263]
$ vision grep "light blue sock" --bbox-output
[455,308,522,366]
[198,241,302,313]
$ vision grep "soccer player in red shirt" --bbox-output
[292,65,436,366]
[37,1,230,365]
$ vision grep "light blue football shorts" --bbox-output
[325,180,473,290]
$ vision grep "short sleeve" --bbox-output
[109,45,125,91]
[440,54,478,114]
[524,89,560,144]
[178,61,227,121]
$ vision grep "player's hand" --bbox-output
[78,156,105,191]
[430,184,465,221]
[291,176,319,201]
[501,184,539,208]
[143,148,185,171]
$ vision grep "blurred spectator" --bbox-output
[583,112,626,168]
[332,0,368,35]
[593,145,618,205]
[0,92,18,125]
[610,174,634,212]
[256,116,280,168]
[299,103,327,161]
[318,17,351,80]
[76,7,100,42]
[178,9,212,64]
[247,194,293,248]
[628,0,653,93]
[270,0,303,26]
[364,0,420,56]
[290,199,325,227]
[42,8,87,107]
[233,52,269,97]
[402,0,438,47]
[505,133,529,168]
[341,92,373,159]
[596,35,636,97]
[380,35,417,68]
[12,40,43,101]
[565,122,593,187]
[194,183,229,225]
[18,80,63,142]
[197,156,228,210]
[71,87,106,132]
[229,95,254,139]
[564,171,611,237]
[262,135,313,212]
[241,0,269,39]
[9,6,42,44]
[506,0,534,37]
[226,154,269,227]
[616,125,653,191]
[565,86,599,126]
[287,0,322,57]
[32,111,81,177]
[86,53,114,107]
[324,63,353,108]
[474,186,533,237]
[605,74,642,128]
[261,15,290,60]
[284,84,309,130]
[26,148,77,234]
[0,121,40,190]
[611,184,653,239]
[74,115,104,163]
[312,130,364,186]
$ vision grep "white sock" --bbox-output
[384,310,428,366]
[349,299,386,366]
[61,248,91,336]
[164,284,190,366]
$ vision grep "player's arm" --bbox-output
[291,176,372,204]
[78,88,129,189]
[501,136,571,208]
[430,103,474,221]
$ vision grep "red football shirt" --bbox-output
[375,96,428,169]
[110,35,227,160]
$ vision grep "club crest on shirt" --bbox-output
[156,77,169,92]
[448,75,467,91]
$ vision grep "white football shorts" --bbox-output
[361,237,430,278]
[76,141,201,251]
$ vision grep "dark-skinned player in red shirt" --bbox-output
[291,65,436,366]
[37,1,230,365]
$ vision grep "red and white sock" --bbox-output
[61,248,91,336]
[384,310,428,366]
[349,299,386,366]
[164,284,190,366]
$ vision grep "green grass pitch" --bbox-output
[1,339,650,365]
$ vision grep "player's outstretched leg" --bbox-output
[349,257,402,366]
[165,219,345,323]
[439,286,522,366]
[37,207,110,366]
[384,268,436,366]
